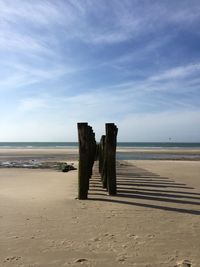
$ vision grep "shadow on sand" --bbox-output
[88,163,200,215]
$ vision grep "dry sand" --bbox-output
[0,150,200,267]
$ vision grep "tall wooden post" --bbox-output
[99,135,105,175]
[88,127,96,179]
[77,123,89,199]
[105,123,118,195]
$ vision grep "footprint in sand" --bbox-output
[127,233,139,239]
[116,254,127,262]
[175,260,192,267]
[4,256,22,263]
[90,237,101,242]
[103,233,115,239]
[74,258,88,263]
[147,234,155,239]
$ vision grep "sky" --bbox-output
[0,0,200,142]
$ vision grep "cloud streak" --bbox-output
[150,63,200,81]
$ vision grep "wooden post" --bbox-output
[95,143,99,161]
[91,132,97,163]
[88,126,92,179]
[88,127,96,179]
[99,135,105,175]
[77,123,90,199]
[99,135,107,188]
[105,123,118,195]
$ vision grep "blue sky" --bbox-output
[0,0,200,142]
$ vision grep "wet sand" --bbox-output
[1,147,200,163]
[0,148,78,162]
[0,150,200,266]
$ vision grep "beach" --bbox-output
[0,148,200,266]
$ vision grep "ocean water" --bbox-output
[0,142,78,149]
[117,142,200,148]
[0,142,200,149]
[0,142,200,160]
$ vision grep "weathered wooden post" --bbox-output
[91,131,97,163]
[95,143,99,161]
[105,123,118,195]
[99,135,105,175]
[98,135,107,188]
[77,123,90,199]
[88,126,96,179]
[88,126,92,179]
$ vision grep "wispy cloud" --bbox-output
[70,0,200,44]
[0,0,83,90]
[0,0,71,26]
[150,63,200,81]
[18,97,48,112]
[2,0,199,47]
[0,61,79,91]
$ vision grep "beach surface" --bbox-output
[0,148,78,162]
[0,149,200,266]
[1,147,200,162]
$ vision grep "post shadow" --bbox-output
[88,162,200,216]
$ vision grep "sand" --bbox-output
[117,148,200,154]
[0,149,200,267]
[0,148,78,162]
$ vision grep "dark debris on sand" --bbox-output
[0,160,77,172]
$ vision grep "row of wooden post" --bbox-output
[77,122,118,199]
[77,123,97,199]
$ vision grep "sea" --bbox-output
[0,142,200,160]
